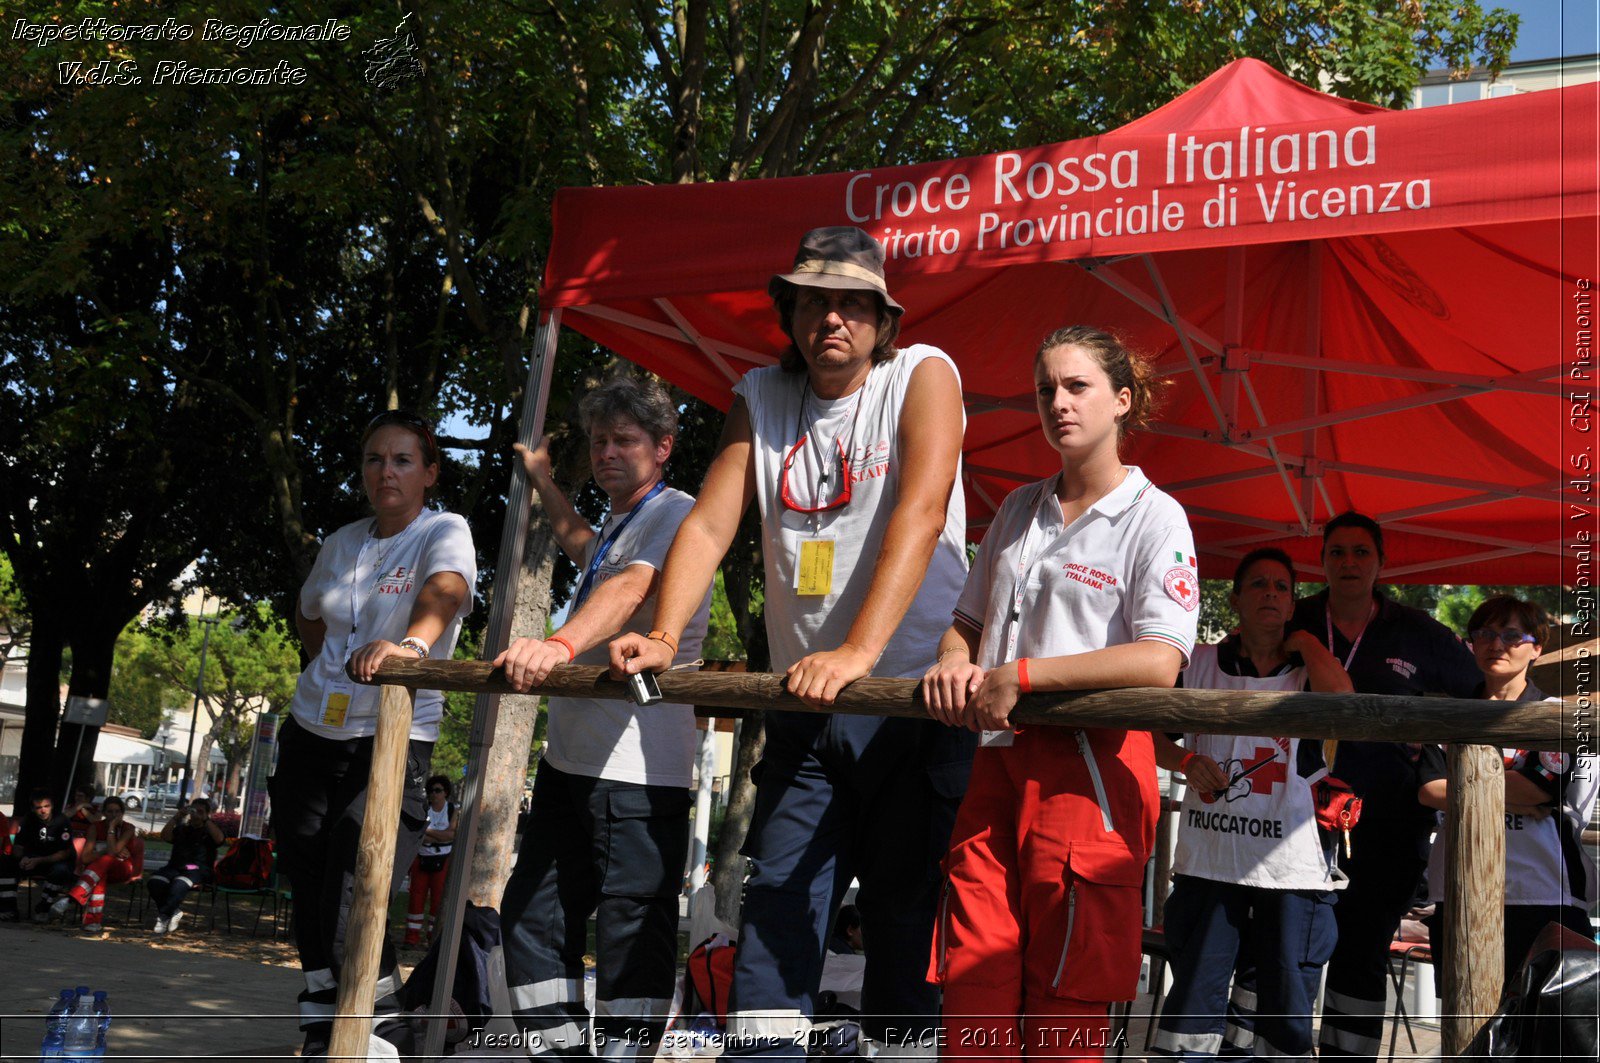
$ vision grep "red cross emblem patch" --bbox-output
[1163,566,1198,610]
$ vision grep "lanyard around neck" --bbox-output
[573,481,667,610]
[348,514,422,650]
[1004,479,1063,662]
[792,382,866,522]
[1326,600,1378,671]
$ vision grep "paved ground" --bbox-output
[0,889,1445,1061]
[0,921,305,1060]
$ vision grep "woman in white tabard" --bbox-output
[1419,595,1598,995]
[922,325,1199,1062]
[405,773,458,946]
[1150,547,1352,1060]
[270,411,476,1061]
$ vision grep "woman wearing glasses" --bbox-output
[405,774,458,946]
[922,326,1199,1060]
[270,410,476,1060]
[1418,597,1598,992]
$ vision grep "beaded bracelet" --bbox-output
[398,636,430,659]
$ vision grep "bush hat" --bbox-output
[768,226,904,316]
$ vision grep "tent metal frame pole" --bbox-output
[1237,361,1566,442]
[1139,255,1229,435]
[421,309,564,1063]
[1220,247,1246,436]
[1377,483,1563,523]
[1238,374,1311,532]
[568,302,778,366]
[1385,546,1528,578]
[1242,347,1566,397]
[655,297,742,384]
[1301,244,1323,525]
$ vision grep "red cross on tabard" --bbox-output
[1174,577,1191,598]
[1241,746,1288,796]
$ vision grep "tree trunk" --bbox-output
[712,711,765,926]
[16,618,65,812]
[52,622,119,803]
[465,503,557,908]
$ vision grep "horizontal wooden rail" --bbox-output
[367,659,1575,750]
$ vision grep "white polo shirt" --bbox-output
[544,487,711,789]
[954,467,1198,669]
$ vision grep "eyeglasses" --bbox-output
[779,435,853,514]
[1470,627,1537,648]
[364,410,439,459]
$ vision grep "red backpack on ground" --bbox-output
[214,836,273,889]
[684,933,737,1026]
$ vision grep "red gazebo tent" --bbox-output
[533,58,1598,586]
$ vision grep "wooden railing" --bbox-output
[326,659,1578,1060]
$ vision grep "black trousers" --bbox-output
[501,760,692,1059]
[268,716,431,1042]
[0,855,74,914]
[1318,821,1425,1061]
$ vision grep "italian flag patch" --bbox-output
[1174,551,1196,567]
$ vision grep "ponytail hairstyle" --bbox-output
[1035,325,1168,441]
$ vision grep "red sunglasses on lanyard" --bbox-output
[780,435,853,513]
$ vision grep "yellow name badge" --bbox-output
[321,684,354,728]
[795,539,836,597]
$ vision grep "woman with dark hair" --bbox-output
[1151,548,1352,1059]
[1289,511,1479,1061]
[269,410,476,1060]
[1418,596,1597,992]
[404,774,457,946]
[922,325,1197,1060]
[54,795,136,933]
[147,797,224,935]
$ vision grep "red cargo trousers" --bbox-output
[932,727,1157,1062]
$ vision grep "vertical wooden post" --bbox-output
[1440,743,1505,1055]
[329,683,416,1062]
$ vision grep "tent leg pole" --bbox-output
[1440,743,1505,1055]
[329,683,417,1062]
[421,309,563,1062]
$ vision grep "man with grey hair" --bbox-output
[494,372,712,1059]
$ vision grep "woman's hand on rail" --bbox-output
[962,661,1021,732]
[609,632,673,679]
[921,654,985,728]
[349,640,411,683]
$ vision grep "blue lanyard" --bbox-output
[573,481,667,610]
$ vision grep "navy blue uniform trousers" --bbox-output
[1153,875,1337,1059]
[725,711,973,1060]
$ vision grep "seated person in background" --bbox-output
[1151,548,1353,1059]
[828,904,864,955]
[62,787,101,851]
[1418,596,1598,994]
[56,794,138,932]
[147,797,224,935]
[0,788,76,921]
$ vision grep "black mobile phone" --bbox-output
[627,669,663,706]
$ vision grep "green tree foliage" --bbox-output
[106,605,299,796]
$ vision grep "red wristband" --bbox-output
[1179,751,1198,774]
[547,635,576,662]
[1016,657,1032,694]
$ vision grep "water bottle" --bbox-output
[93,991,110,1052]
[39,989,74,1058]
[61,992,99,1060]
